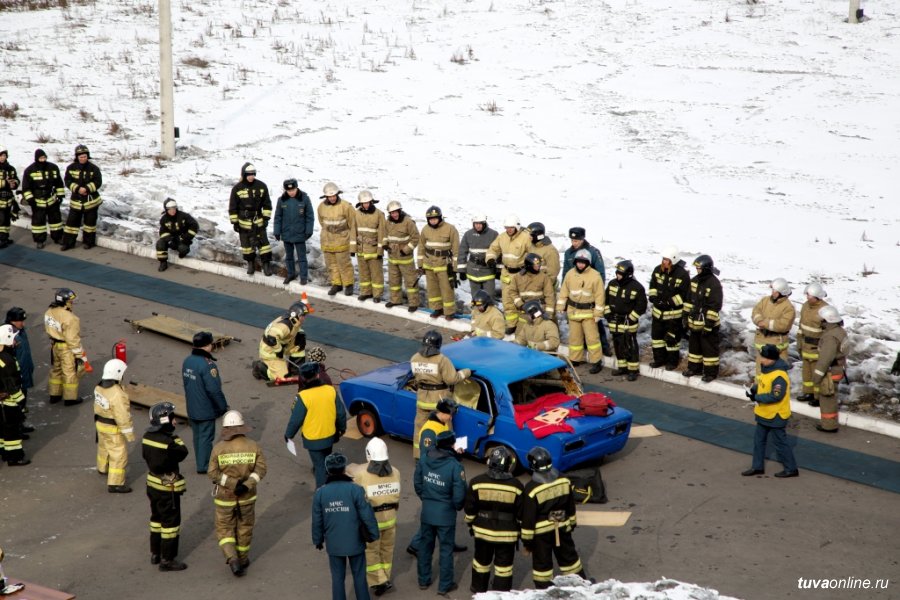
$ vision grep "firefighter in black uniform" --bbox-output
[156,198,199,272]
[520,446,587,589]
[228,163,273,276]
[0,148,20,249]
[604,260,648,381]
[142,402,189,572]
[648,246,691,370]
[61,144,103,250]
[21,148,66,247]
[683,254,724,382]
[464,446,524,593]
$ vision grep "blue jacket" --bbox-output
[8,323,34,390]
[414,447,466,526]
[562,241,606,284]
[182,349,229,422]
[312,474,380,557]
[273,191,315,243]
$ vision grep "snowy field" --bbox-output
[0,0,898,419]
[475,575,739,600]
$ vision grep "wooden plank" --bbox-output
[125,382,188,420]
[5,579,76,600]
[343,419,364,440]
[575,510,632,527]
[629,424,662,438]
[126,313,236,348]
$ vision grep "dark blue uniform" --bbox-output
[181,348,228,473]
[273,189,315,282]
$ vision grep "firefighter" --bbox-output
[208,410,267,577]
[60,144,103,250]
[410,331,471,460]
[5,307,34,421]
[457,215,499,299]
[486,214,532,334]
[414,430,466,596]
[229,163,273,276]
[527,222,560,284]
[44,288,85,406]
[648,246,691,370]
[417,205,460,321]
[1,324,29,466]
[751,278,796,373]
[93,358,135,493]
[515,301,560,353]
[155,198,199,272]
[469,290,506,339]
[353,438,401,597]
[383,200,420,311]
[317,181,356,295]
[742,345,798,478]
[284,361,347,489]
[520,446,587,589]
[508,253,556,322]
[683,255,724,382]
[182,331,230,473]
[21,148,65,248]
[812,306,849,433]
[605,260,648,381]
[354,190,387,302]
[562,227,611,356]
[0,148,19,249]
[556,249,605,373]
[464,446,524,593]
[252,301,309,382]
[796,283,829,404]
[273,178,315,285]
[142,401,189,571]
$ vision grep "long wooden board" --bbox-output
[4,579,76,600]
[125,381,188,419]
[125,313,238,349]
[575,510,632,527]
[629,424,662,438]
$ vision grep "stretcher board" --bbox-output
[124,313,239,349]
[575,510,632,527]
[125,381,188,420]
[343,419,364,440]
[4,579,76,599]
[629,424,662,438]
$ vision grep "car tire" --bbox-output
[486,443,523,476]
[356,408,382,438]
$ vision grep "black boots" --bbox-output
[228,557,245,577]
[158,261,168,272]
[159,559,188,571]
[246,261,255,275]
[343,285,353,296]
[108,485,132,493]
[589,362,603,374]
[283,274,297,285]
[262,261,273,276]
[327,284,342,296]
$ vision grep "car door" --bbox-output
[393,371,417,440]
[451,377,494,455]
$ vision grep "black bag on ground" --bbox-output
[569,468,607,504]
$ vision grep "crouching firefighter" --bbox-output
[252,301,309,382]
[142,402,189,571]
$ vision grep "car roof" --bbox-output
[442,337,565,382]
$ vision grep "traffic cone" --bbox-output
[301,291,315,314]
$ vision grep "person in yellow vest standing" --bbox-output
[742,345,798,478]
[354,438,402,597]
[43,288,86,406]
[93,358,135,493]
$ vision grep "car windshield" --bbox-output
[508,366,583,405]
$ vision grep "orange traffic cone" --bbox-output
[301,291,315,314]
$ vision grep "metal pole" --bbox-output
[848,0,860,23]
[159,0,176,158]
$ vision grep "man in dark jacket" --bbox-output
[312,452,380,600]
[142,402,189,571]
[0,148,19,249]
[229,162,273,276]
[21,148,65,247]
[605,260,648,381]
[562,227,611,356]
[457,215,499,299]
[181,331,229,473]
[648,246,691,370]
[155,198,199,272]
[414,430,466,596]
[61,144,103,250]
[682,254,724,382]
[4,308,34,421]
[273,178,314,285]
[0,324,29,466]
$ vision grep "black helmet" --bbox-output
[192,331,214,347]
[287,301,309,323]
[53,288,77,307]
[74,144,90,158]
[528,222,545,243]
[421,329,442,357]
[299,361,320,380]
[436,397,459,415]
[283,178,298,190]
[615,260,634,279]
[526,446,553,473]
[522,300,544,321]
[693,254,714,274]
[486,446,514,473]
[5,307,27,323]
[425,206,443,227]
[524,253,542,274]
[324,452,348,474]
[471,289,493,309]
[149,401,176,432]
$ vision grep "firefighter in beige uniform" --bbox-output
[812,306,849,433]
[508,253,556,322]
[417,205,461,320]
[354,190,387,302]
[556,250,606,366]
[252,301,309,381]
[317,182,357,296]
[751,278,796,373]
[486,214,532,334]
[94,358,135,493]
[410,330,471,459]
[354,437,402,596]
[383,200,421,312]
[515,301,560,353]
[43,288,86,406]
[469,290,506,339]
[795,283,829,404]
[527,222,561,284]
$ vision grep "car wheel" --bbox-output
[487,443,523,476]
[356,408,382,438]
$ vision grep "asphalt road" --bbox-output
[1,233,897,600]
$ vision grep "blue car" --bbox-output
[340,337,632,472]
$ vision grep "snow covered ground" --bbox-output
[1,0,898,419]
[475,575,739,600]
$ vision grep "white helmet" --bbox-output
[0,324,17,346]
[386,200,402,212]
[804,282,827,299]
[366,437,389,462]
[163,198,178,211]
[472,214,488,224]
[771,278,792,296]
[322,182,340,197]
[503,214,520,229]
[661,245,679,262]
[358,190,374,203]
[223,410,245,428]
[818,305,842,324]
[101,358,127,381]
